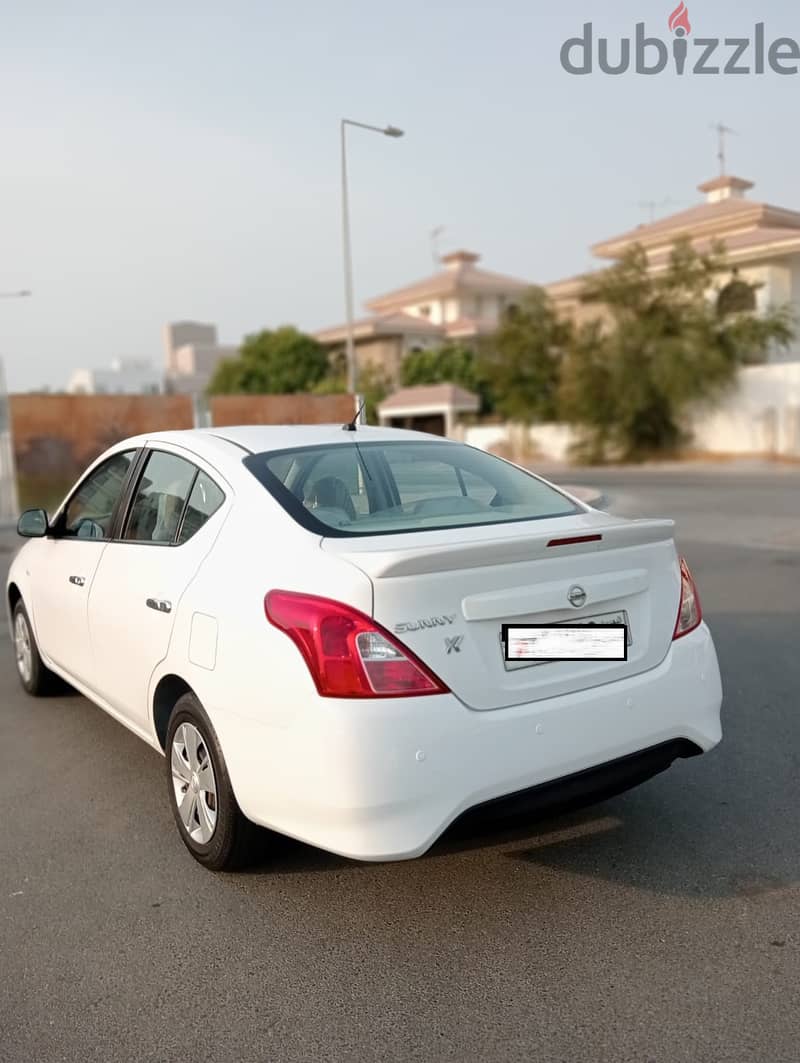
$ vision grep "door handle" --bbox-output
[69,575,85,587]
[146,598,172,614]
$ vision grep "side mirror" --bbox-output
[17,509,49,538]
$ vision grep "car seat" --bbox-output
[307,476,357,522]
[152,488,187,542]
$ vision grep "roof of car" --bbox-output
[206,424,454,451]
[127,423,452,457]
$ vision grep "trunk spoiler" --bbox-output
[322,519,676,580]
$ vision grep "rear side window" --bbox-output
[178,472,225,545]
[244,441,580,538]
[123,452,197,544]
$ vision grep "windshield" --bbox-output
[243,441,581,538]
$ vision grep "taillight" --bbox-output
[673,558,703,640]
[264,591,450,699]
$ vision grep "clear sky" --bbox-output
[1,0,798,391]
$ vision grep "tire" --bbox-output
[12,600,57,696]
[165,692,260,871]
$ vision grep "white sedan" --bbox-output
[6,425,723,870]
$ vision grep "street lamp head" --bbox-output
[383,126,405,138]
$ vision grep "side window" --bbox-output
[63,450,137,539]
[123,451,196,544]
[177,472,225,545]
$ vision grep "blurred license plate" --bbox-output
[502,610,631,671]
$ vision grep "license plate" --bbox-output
[502,610,631,671]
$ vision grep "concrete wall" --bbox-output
[207,393,355,427]
[462,362,800,462]
[690,362,800,456]
[526,424,576,462]
[462,422,578,462]
[0,359,18,524]
[10,394,195,507]
[458,424,509,452]
[8,392,356,510]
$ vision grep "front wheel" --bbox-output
[13,601,57,696]
[165,693,261,871]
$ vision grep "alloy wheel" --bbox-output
[170,722,218,844]
[14,612,33,685]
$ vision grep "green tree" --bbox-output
[207,326,329,395]
[400,343,493,413]
[311,358,390,426]
[559,239,794,462]
[477,287,570,423]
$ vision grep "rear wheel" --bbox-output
[13,601,57,696]
[165,693,260,871]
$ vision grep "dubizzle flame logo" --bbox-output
[668,2,692,37]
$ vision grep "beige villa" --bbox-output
[547,173,800,360]
[314,250,530,383]
[316,173,800,391]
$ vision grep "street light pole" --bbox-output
[341,119,404,423]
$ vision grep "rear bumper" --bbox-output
[220,622,723,862]
[453,738,702,834]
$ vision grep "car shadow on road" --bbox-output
[249,763,797,903]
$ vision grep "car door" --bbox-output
[27,449,139,686]
[87,447,229,730]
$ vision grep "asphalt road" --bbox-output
[1,465,799,1063]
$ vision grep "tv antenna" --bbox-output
[430,226,445,268]
[634,198,678,223]
[710,122,738,177]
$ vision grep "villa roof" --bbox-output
[644,226,800,269]
[365,251,529,313]
[546,222,800,302]
[314,311,444,345]
[537,175,800,305]
[379,384,481,413]
[592,176,800,260]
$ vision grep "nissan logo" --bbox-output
[568,585,587,609]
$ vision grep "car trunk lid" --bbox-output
[321,513,682,710]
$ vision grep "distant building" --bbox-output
[547,174,800,362]
[66,358,162,395]
[163,321,238,394]
[162,322,218,374]
[378,384,481,437]
[314,250,531,383]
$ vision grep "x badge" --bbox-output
[445,636,464,655]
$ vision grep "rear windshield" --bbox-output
[243,441,581,538]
